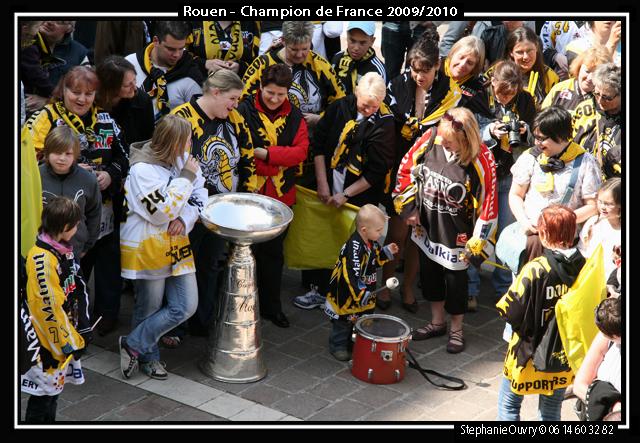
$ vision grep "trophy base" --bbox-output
[199,348,267,383]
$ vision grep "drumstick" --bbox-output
[370,277,400,296]
[90,316,103,331]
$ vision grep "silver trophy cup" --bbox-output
[199,193,293,383]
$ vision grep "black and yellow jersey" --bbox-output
[324,230,394,321]
[188,21,261,78]
[541,78,599,149]
[496,248,585,395]
[172,96,257,194]
[26,238,90,364]
[581,109,621,180]
[484,64,559,109]
[241,48,346,114]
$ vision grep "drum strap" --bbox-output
[406,348,467,390]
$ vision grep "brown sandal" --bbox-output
[411,323,447,341]
[446,329,465,354]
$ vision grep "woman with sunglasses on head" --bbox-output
[499,26,559,109]
[379,26,462,312]
[393,107,498,353]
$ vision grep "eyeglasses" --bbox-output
[533,133,550,143]
[597,199,617,209]
[443,112,464,131]
[593,91,619,102]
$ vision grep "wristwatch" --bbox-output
[342,190,351,199]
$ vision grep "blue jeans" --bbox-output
[329,318,354,353]
[127,273,198,362]
[497,376,566,421]
[468,175,515,298]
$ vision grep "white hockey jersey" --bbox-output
[120,141,207,280]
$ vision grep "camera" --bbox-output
[499,111,522,148]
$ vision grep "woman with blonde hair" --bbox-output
[170,68,256,339]
[118,114,206,380]
[445,35,486,111]
[394,106,498,353]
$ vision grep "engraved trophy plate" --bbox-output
[199,193,293,383]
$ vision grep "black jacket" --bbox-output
[312,94,396,207]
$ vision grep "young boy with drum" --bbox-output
[323,204,399,361]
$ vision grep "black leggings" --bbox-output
[419,253,469,316]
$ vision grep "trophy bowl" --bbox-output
[200,193,294,245]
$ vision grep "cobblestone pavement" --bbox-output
[18,265,577,426]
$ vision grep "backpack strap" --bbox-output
[560,153,584,206]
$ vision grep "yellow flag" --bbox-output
[283,186,359,269]
[20,126,42,257]
[556,244,607,373]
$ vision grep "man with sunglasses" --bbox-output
[126,21,205,121]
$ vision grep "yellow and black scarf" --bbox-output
[203,21,244,62]
[444,57,473,87]
[137,43,204,116]
[255,111,289,196]
[54,100,98,144]
[335,47,376,94]
[530,141,586,193]
[400,75,462,141]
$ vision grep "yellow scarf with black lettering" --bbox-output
[35,32,51,57]
[335,48,375,93]
[401,77,461,141]
[531,141,586,193]
[203,21,243,62]
[54,100,98,144]
[255,112,289,196]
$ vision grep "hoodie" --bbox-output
[496,247,585,394]
[39,162,102,256]
[120,140,207,280]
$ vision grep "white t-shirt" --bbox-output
[510,150,602,226]
[597,342,621,393]
[578,216,621,278]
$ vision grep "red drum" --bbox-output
[351,314,411,384]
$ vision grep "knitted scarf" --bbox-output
[335,47,376,93]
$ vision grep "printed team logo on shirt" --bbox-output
[200,123,239,193]
[456,233,468,247]
[289,69,321,113]
[559,90,573,101]
[420,167,468,215]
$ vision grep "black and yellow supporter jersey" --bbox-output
[171,96,257,194]
[324,230,394,321]
[331,48,387,96]
[241,48,346,114]
[188,21,260,78]
[26,237,90,364]
[541,78,599,148]
[581,109,621,179]
[496,248,585,395]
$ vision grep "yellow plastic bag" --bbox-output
[555,244,607,374]
[21,126,42,257]
[284,186,359,269]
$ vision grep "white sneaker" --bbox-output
[293,285,325,309]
